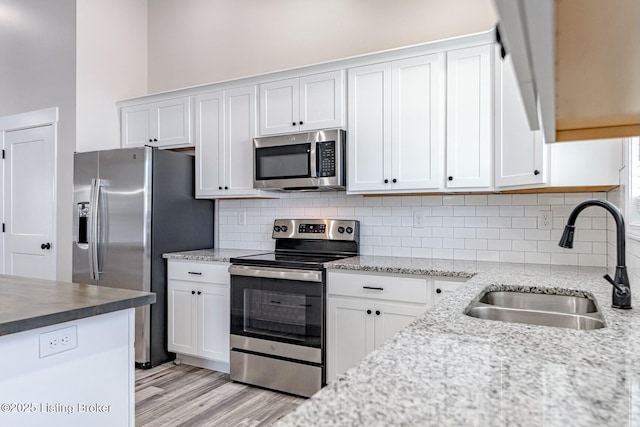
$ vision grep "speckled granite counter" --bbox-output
[162,248,267,262]
[278,256,640,426]
[0,274,155,336]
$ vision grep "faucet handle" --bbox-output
[603,274,628,295]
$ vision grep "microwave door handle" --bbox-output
[310,141,318,178]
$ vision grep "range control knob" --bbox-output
[274,226,281,232]
[346,227,353,234]
[338,226,345,233]
[280,225,288,232]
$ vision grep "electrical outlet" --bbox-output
[238,211,246,227]
[413,209,427,228]
[39,326,78,358]
[538,211,552,230]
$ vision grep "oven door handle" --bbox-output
[229,265,322,283]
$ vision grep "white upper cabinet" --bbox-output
[446,45,493,190]
[259,70,344,136]
[348,54,444,194]
[495,53,546,188]
[121,96,192,149]
[196,86,275,199]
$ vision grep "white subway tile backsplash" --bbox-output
[454,228,476,239]
[477,250,500,262]
[464,195,488,205]
[443,238,465,249]
[443,195,465,205]
[454,206,476,217]
[512,194,539,205]
[500,206,524,217]
[218,191,616,268]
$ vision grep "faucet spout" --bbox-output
[558,199,631,309]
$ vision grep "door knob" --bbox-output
[41,242,51,250]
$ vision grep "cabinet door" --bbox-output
[433,280,466,306]
[167,280,198,356]
[299,70,344,131]
[259,78,299,136]
[154,97,192,147]
[326,297,375,382]
[347,63,392,192]
[495,54,546,188]
[121,103,153,148]
[446,45,493,189]
[373,302,426,349]
[198,283,230,362]
[225,86,258,195]
[195,91,225,198]
[391,54,444,191]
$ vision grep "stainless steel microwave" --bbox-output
[253,129,346,191]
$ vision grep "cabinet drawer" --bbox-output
[327,271,428,304]
[168,260,230,284]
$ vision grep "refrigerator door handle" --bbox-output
[89,178,104,280]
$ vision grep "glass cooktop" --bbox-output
[230,252,352,270]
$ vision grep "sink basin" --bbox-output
[465,290,605,330]
[479,291,597,314]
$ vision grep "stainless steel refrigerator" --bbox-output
[72,147,214,368]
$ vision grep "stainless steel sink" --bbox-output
[465,290,605,330]
[479,291,597,314]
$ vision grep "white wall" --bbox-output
[0,0,76,281]
[147,0,497,93]
[76,0,148,152]
[219,192,611,267]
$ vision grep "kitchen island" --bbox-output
[0,274,155,427]
[277,256,640,426]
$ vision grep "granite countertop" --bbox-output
[278,256,640,426]
[0,274,155,336]
[163,248,268,262]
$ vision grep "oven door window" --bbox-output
[231,275,322,348]
[255,143,311,180]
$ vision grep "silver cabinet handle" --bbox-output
[363,286,384,291]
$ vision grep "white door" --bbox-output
[299,71,344,131]
[259,78,299,136]
[392,54,444,191]
[167,279,198,356]
[154,96,192,148]
[120,103,152,148]
[225,86,257,195]
[373,302,426,348]
[446,45,493,190]
[495,54,546,188]
[326,297,375,382]
[347,63,392,192]
[198,283,230,362]
[195,91,225,198]
[4,125,56,279]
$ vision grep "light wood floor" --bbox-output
[135,363,304,427]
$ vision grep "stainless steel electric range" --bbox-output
[228,219,359,397]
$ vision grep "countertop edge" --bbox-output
[0,294,156,337]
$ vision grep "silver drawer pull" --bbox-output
[188,271,202,275]
[363,286,384,291]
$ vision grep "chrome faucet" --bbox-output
[558,199,631,309]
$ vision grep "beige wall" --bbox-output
[0,0,76,281]
[148,0,497,93]
[76,0,148,153]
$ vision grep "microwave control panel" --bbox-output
[317,141,335,177]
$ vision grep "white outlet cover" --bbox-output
[538,211,553,230]
[39,325,78,358]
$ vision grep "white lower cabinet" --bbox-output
[167,260,230,371]
[326,270,432,382]
[433,278,468,306]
